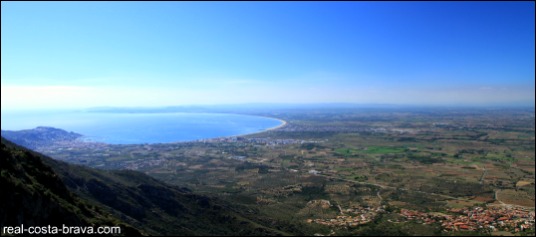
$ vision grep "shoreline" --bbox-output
[242,117,287,137]
[195,115,287,142]
[268,118,287,131]
[4,112,288,145]
[216,116,287,139]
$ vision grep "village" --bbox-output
[307,205,385,227]
[399,205,535,233]
[306,204,534,234]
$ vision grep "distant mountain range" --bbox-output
[0,137,288,235]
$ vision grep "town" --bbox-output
[400,206,535,233]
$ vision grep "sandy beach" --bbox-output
[236,116,287,137]
[266,118,287,131]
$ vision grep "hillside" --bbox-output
[0,137,285,236]
[1,127,82,150]
[0,138,141,235]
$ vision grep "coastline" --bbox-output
[4,111,288,144]
[229,116,287,138]
[257,117,287,132]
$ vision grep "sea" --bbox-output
[0,110,284,144]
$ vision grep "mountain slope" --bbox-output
[0,138,142,235]
[0,137,284,236]
[43,154,282,235]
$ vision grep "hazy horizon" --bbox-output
[2,2,535,110]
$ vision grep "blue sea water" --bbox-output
[0,111,283,144]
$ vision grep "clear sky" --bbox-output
[1,1,534,109]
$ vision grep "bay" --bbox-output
[0,111,284,144]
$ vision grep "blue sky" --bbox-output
[1,1,534,109]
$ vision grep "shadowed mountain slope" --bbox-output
[0,137,284,235]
